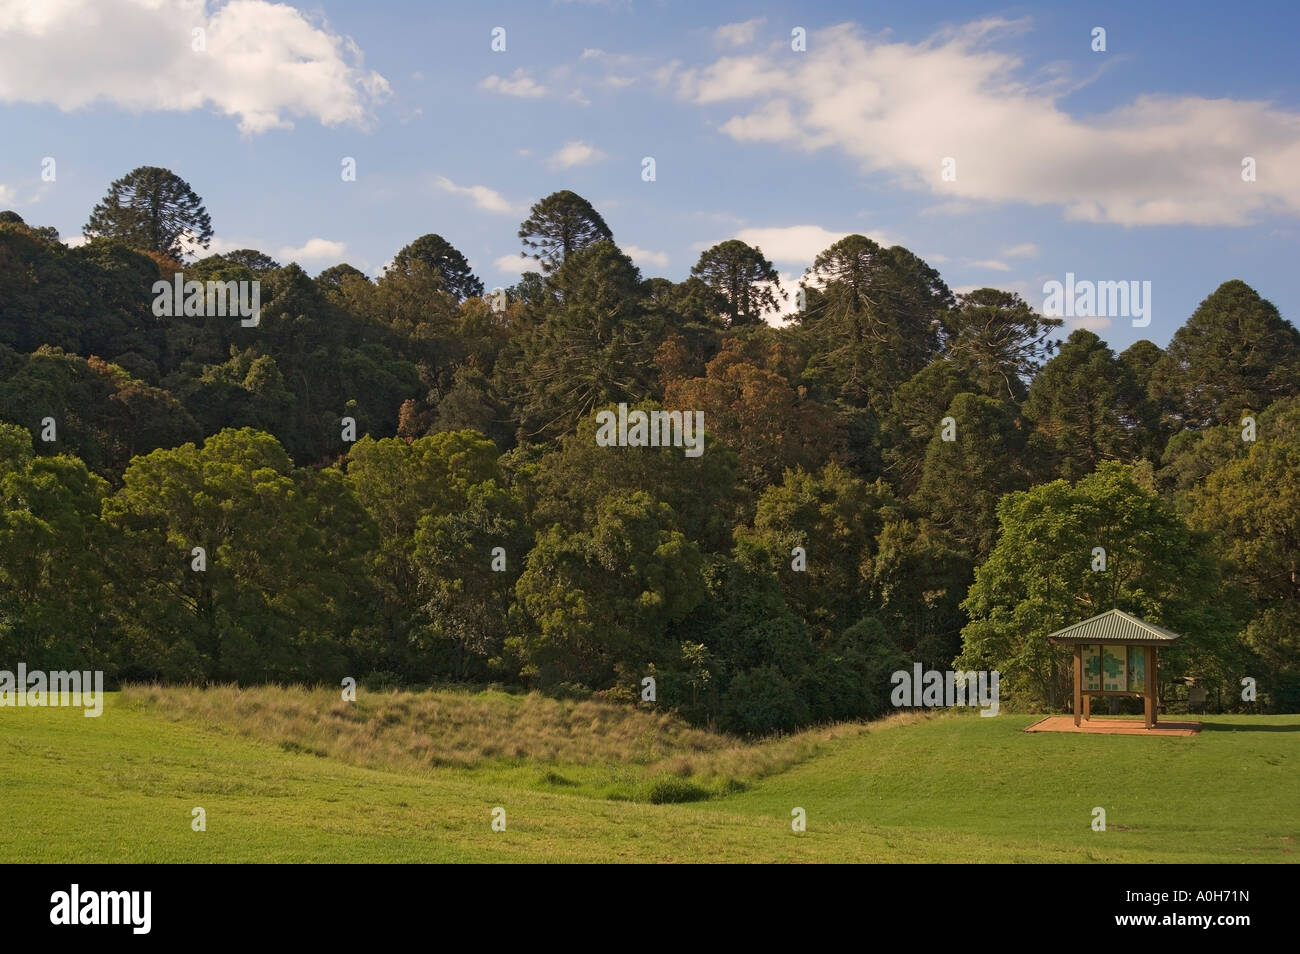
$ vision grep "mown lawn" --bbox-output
[1,691,1294,862]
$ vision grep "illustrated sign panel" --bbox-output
[1082,646,1102,691]
[1127,645,1145,691]
[1102,645,1126,691]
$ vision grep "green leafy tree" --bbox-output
[881,361,974,495]
[84,166,213,260]
[942,288,1061,401]
[509,240,657,437]
[343,431,503,676]
[956,461,1234,709]
[517,190,613,273]
[913,392,1029,558]
[0,424,115,672]
[1188,407,1300,710]
[1023,329,1142,480]
[797,236,951,410]
[513,400,743,554]
[690,240,785,326]
[738,462,900,638]
[391,233,484,301]
[412,480,531,679]
[513,491,705,688]
[102,428,376,681]
[1150,280,1300,428]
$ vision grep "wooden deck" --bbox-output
[1024,716,1202,736]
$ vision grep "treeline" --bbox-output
[1,173,1298,729]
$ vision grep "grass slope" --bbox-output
[1,690,1295,863]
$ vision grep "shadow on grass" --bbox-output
[1198,720,1300,732]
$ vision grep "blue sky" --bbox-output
[1,0,1298,351]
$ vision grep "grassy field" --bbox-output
[1,687,1295,863]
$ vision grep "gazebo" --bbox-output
[1046,609,1182,729]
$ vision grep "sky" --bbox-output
[1,0,1298,352]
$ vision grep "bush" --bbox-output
[720,666,809,735]
[644,775,710,804]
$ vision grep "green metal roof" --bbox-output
[1046,608,1183,645]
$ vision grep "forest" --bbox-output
[2,166,1297,733]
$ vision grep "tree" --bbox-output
[690,240,785,326]
[1118,339,1166,460]
[942,289,1061,401]
[881,361,974,495]
[0,347,200,477]
[216,249,280,272]
[391,234,484,301]
[869,517,972,668]
[797,236,951,410]
[516,399,743,554]
[913,392,1029,558]
[664,351,836,489]
[412,480,530,679]
[102,428,376,682]
[956,462,1233,710]
[1188,403,1300,710]
[517,190,612,273]
[1149,280,1300,428]
[1023,329,1141,480]
[513,491,705,688]
[84,166,213,260]
[0,424,114,673]
[343,431,504,677]
[509,240,657,437]
[737,462,900,639]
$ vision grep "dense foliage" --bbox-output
[2,173,1297,730]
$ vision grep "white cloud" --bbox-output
[62,234,88,248]
[714,17,765,47]
[179,234,340,263]
[715,225,901,266]
[0,0,390,135]
[547,140,606,169]
[479,68,546,98]
[434,175,516,214]
[671,20,1300,226]
[720,99,798,141]
[278,238,346,262]
[1069,315,1113,331]
[493,253,534,276]
[1003,242,1039,258]
[623,244,669,268]
[0,183,14,204]
[968,258,1011,271]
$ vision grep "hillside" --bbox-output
[1,689,1294,863]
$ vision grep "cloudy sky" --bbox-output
[1,0,1297,350]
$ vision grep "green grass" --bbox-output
[1,690,1295,862]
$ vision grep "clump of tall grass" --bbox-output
[122,684,920,793]
[123,683,729,772]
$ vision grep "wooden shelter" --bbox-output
[1046,609,1182,729]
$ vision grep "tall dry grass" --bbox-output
[122,684,921,787]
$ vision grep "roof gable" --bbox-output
[1046,608,1183,645]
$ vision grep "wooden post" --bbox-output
[1073,645,1082,727]
[1144,645,1157,729]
